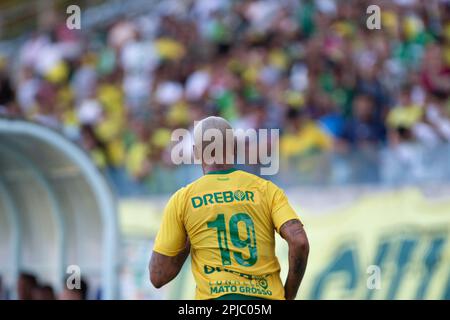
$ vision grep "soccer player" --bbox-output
[149,116,309,300]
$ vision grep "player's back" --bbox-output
[154,168,300,300]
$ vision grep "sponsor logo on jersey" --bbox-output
[204,264,272,296]
[191,190,255,208]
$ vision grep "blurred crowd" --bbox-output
[0,0,449,184]
[0,272,88,300]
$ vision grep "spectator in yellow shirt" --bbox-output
[280,108,332,159]
[387,87,423,129]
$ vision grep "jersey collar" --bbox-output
[206,168,238,175]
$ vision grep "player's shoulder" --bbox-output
[236,169,267,183]
[170,184,190,200]
[235,169,283,193]
[172,177,202,200]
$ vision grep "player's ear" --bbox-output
[233,136,237,162]
[193,144,201,161]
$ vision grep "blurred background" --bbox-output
[0,0,449,300]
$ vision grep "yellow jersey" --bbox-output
[153,168,301,300]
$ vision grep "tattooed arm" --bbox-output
[280,219,309,300]
[149,239,190,288]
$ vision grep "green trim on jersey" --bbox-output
[212,293,269,300]
[206,168,238,175]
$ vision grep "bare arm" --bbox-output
[149,239,190,288]
[280,219,309,300]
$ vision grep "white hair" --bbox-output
[193,116,235,164]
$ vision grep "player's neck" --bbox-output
[202,164,235,175]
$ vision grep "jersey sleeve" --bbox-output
[267,181,302,233]
[153,190,187,256]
